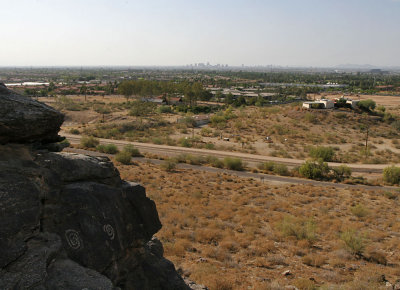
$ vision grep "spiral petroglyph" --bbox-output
[103,224,115,240]
[65,229,82,249]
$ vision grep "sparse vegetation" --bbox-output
[332,165,352,181]
[223,157,244,171]
[279,216,317,242]
[96,144,119,154]
[298,160,330,180]
[350,204,369,218]
[357,99,376,112]
[309,146,335,162]
[69,128,80,135]
[123,144,142,157]
[160,159,177,171]
[258,161,289,176]
[80,136,99,148]
[340,229,367,256]
[115,151,132,164]
[383,165,400,184]
[115,159,400,290]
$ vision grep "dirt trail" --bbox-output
[62,132,400,173]
[64,147,397,191]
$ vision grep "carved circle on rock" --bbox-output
[65,229,82,250]
[103,224,115,240]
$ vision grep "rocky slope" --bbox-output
[0,84,203,289]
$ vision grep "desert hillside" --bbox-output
[117,160,400,290]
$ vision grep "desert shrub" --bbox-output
[206,156,224,168]
[128,101,156,116]
[69,128,80,134]
[279,216,317,242]
[309,146,335,161]
[184,154,204,165]
[376,105,386,112]
[115,151,132,164]
[210,115,227,128]
[158,105,172,114]
[200,127,213,137]
[391,120,400,132]
[59,138,70,147]
[55,96,88,111]
[258,161,289,175]
[123,144,141,157]
[384,190,398,200]
[299,160,330,180]
[350,204,369,218]
[332,165,352,181]
[293,278,317,290]
[80,136,99,148]
[96,144,119,154]
[365,248,387,265]
[179,137,192,148]
[340,229,366,255]
[205,143,215,150]
[160,159,177,172]
[258,161,275,172]
[210,279,233,290]
[383,165,400,184]
[357,99,376,112]
[334,112,347,119]
[223,157,244,171]
[273,164,289,176]
[301,254,327,268]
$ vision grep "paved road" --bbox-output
[62,133,398,174]
[64,147,397,192]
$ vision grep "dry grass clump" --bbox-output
[116,162,400,289]
[301,254,327,268]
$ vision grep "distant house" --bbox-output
[167,96,183,105]
[320,99,335,109]
[346,99,360,108]
[303,99,334,109]
[142,95,166,104]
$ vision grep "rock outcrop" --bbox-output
[0,83,64,144]
[0,85,201,289]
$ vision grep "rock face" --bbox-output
[0,86,199,289]
[0,83,64,144]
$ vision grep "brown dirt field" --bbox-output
[116,160,400,290]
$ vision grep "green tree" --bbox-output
[357,99,376,112]
[309,146,335,162]
[299,160,330,180]
[118,81,134,100]
[80,84,88,101]
[383,165,400,185]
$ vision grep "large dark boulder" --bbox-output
[0,83,64,144]
[0,90,203,289]
[0,146,190,289]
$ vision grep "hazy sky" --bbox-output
[1,0,399,67]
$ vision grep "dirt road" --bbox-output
[64,147,397,192]
[62,132,399,173]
